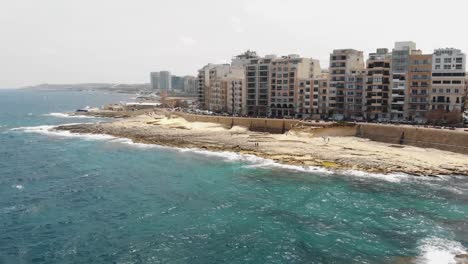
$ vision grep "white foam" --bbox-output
[9,125,465,184]
[44,112,97,119]
[13,185,24,190]
[416,237,466,264]
[11,124,116,141]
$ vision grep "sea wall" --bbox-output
[172,112,326,133]
[171,112,468,154]
[356,124,468,154]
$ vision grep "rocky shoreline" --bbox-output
[54,113,468,177]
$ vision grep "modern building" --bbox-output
[406,51,432,123]
[208,65,232,112]
[390,41,417,121]
[329,49,365,120]
[312,73,330,119]
[150,72,160,90]
[224,68,246,115]
[364,48,392,121]
[269,55,321,118]
[171,75,184,90]
[197,64,218,109]
[159,71,172,90]
[345,70,366,120]
[183,76,198,94]
[429,48,466,122]
[245,55,276,117]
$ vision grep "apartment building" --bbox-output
[224,68,246,115]
[245,56,276,116]
[391,41,417,120]
[269,55,321,118]
[312,73,330,119]
[406,51,432,123]
[159,71,172,90]
[430,48,466,116]
[208,64,232,112]
[345,70,365,120]
[329,49,365,120]
[197,64,218,109]
[364,49,392,121]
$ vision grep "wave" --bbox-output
[11,124,116,141]
[43,112,97,119]
[10,124,462,184]
[416,237,466,264]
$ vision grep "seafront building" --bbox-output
[195,44,467,124]
[329,49,365,120]
[430,48,466,111]
[364,49,392,121]
[406,51,432,123]
[390,41,417,120]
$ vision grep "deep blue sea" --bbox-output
[0,90,467,264]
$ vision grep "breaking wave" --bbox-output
[415,237,466,264]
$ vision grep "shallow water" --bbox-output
[0,90,467,263]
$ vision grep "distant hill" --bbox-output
[21,83,151,94]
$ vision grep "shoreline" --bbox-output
[55,113,468,177]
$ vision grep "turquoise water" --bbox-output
[0,90,467,264]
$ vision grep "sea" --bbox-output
[0,89,467,264]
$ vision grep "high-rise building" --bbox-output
[197,64,217,109]
[429,48,466,119]
[406,51,432,123]
[183,76,197,94]
[245,55,276,117]
[269,55,321,118]
[171,75,184,90]
[208,65,231,112]
[159,71,172,90]
[391,41,417,121]
[329,49,365,120]
[150,72,160,90]
[364,48,392,121]
[312,73,330,119]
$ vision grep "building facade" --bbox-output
[150,72,160,90]
[329,49,365,120]
[364,49,392,121]
[390,41,417,121]
[429,48,466,122]
[406,51,432,122]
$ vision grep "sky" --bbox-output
[1,0,467,88]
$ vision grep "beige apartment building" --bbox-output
[364,49,392,121]
[224,68,246,115]
[430,48,466,120]
[312,73,330,119]
[329,49,365,120]
[406,51,432,123]
[207,64,231,112]
[269,55,320,118]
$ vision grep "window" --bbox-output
[444,65,452,70]
[456,64,463,70]
[435,65,441,70]
[446,89,451,93]
[456,57,463,63]
[444,58,452,63]
[435,58,441,63]
[455,89,459,93]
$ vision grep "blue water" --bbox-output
[0,90,467,264]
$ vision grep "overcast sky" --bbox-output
[1,0,467,88]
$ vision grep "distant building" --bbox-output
[159,71,172,90]
[150,72,160,90]
[171,75,184,90]
[183,76,197,94]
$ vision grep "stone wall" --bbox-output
[356,124,468,154]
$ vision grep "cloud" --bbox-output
[178,35,197,46]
